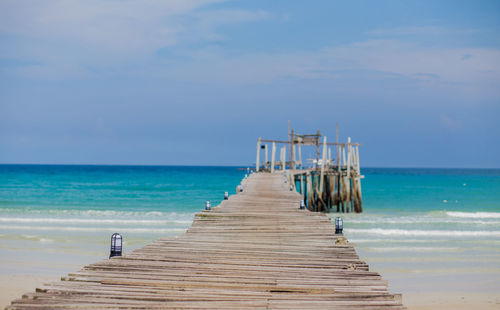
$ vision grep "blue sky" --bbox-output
[1,0,499,167]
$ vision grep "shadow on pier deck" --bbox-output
[7,173,405,309]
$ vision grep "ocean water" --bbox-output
[333,168,500,293]
[0,165,245,275]
[0,165,499,294]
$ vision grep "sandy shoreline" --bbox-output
[1,274,59,309]
[404,292,500,309]
[2,274,499,309]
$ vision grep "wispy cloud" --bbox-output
[1,2,499,95]
[366,26,477,37]
[0,0,270,77]
[150,39,500,94]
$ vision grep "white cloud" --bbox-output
[366,26,477,37]
[1,3,499,94]
[192,9,270,42]
[0,1,218,49]
[0,0,270,76]
[152,39,500,92]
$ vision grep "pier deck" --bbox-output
[7,173,405,309]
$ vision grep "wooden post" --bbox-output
[298,144,302,169]
[256,138,261,172]
[336,123,342,210]
[341,145,347,212]
[290,129,295,170]
[279,147,283,170]
[355,145,363,212]
[319,136,327,195]
[328,148,331,168]
[346,137,351,212]
[315,130,320,169]
[329,174,336,210]
[342,145,346,170]
[300,173,304,198]
[281,146,285,170]
[264,144,268,170]
[306,172,313,210]
[355,146,362,200]
[282,146,286,171]
[336,123,340,169]
[271,142,276,173]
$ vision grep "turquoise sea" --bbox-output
[1,165,499,294]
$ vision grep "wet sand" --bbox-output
[404,292,500,309]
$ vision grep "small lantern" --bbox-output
[224,192,229,200]
[240,185,244,192]
[290,185,293,191]
[205,200,211,210]
[299,199,305,210]
[109,233,122,258]
[335,217,343,234]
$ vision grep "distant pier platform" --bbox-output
[7,173,404,309]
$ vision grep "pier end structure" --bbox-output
[255,128,363,213]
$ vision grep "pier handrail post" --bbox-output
[292,144,296,170]
[298,144,302,169]
[328,147,331,168]
[271,142,276,173]
[279,147,283,170]
[264,144,268,170]
[346,137,352,212]
[256,137,261,172]
[290,129,295,170]
[282,146,286,171]
[319,136,327,194]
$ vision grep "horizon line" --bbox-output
[0,163,499,170]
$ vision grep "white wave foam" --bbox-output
[446,211,500,219]
[347,218,500,225]
[347,228,500,237]
[0,217,192,225]
[0,208,195,219]
[0,225,187,233]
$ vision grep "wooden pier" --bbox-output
[7,173,404,309]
